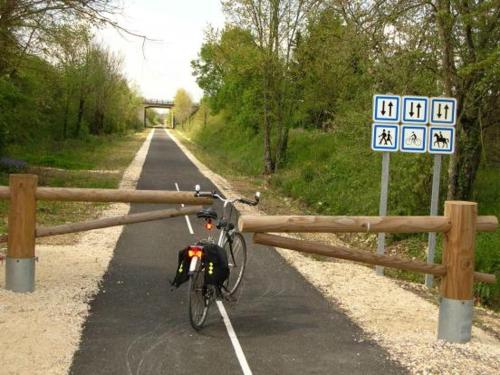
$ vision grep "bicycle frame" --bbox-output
[188,187,259,274]
[189,197,236,273]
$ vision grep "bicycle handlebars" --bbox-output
[194,184,260,206]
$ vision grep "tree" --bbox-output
[433,0,499,200]
[328,0,499,200]
[0,0,122,76]
[174,89,194,126]
[219,0,321,173]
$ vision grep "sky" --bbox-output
[97,0,226,102]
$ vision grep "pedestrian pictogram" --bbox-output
[402,96,428,124]
[401,125,427,153]
[372,124,399,152]
[373,95,400,123]
[428,127,455,154]
[430,97,456,126]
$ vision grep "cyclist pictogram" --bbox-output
[401,125,427,153]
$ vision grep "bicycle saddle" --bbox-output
[196,207,218,220]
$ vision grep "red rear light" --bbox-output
[205,219,214,231]
[188,246,203,258]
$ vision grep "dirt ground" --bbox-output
[0,130,154,375]
[170,129,500,375]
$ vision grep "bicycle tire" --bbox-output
[188,269,209,330]
[405,137,421,146]
[223,232,247,296]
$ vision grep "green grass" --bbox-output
[179,111,500,308]
[0,130,148,236]
[6,133,145,171]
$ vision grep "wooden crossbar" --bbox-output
[0,186,212,205]
[253,233,496,284]
[239,215,498,233]
[0,206,201,244]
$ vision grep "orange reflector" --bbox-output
[205,220,214,231]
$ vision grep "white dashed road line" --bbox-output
[174,182,194,235]
[216,300,253,375]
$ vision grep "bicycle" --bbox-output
[186,184,260,330]
[405,135,422,147]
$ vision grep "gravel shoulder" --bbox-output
[0,129,154,375]
[170,129,500,375]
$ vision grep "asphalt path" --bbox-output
[70,129,406,374]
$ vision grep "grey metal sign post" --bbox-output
[376,152,390,275]
[425,154,442,287]
[371,95,401,276]
[425,97,457,287]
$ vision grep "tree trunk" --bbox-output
[0,0,16,75]
[74,96,85,137]
[275,126,289,171]
[62,99,69,139]
[263,118,274,174]
[450,113,482,200]
[435,0,463,199]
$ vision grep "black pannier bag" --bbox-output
[202,243,229,290]
[171,247,190,288]
[170,244,229,290]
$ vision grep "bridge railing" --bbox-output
[0,174,212,293]
[238,202,498,344]
[143,99,175,106]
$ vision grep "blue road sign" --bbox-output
[400,125,427,153]
[372,124,399,152]
[428,126,455,154]
[402,96,428,124]
[373,95,400,123]
[430,97,456,126]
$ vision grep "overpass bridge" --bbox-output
[142,98,199,128]
[143,99,175,109]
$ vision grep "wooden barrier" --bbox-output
[0,206,202,243]
[239,215,498,233]
[0,186,212,205]
[0,174,212,293]
[243,201,498,343]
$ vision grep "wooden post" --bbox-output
[438,201,477,343]
[6,174,37,292]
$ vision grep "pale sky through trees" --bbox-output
[98,0,225,101]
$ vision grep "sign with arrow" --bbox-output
[430,97,456,126]
[401,125,427,153]
[402,96,428,124]
[371,124,399,152]
[373,95,400,123]
[428,126,455,154]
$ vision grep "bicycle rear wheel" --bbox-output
[223,232,247,296]
[188,268,209,330]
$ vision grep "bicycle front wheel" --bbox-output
[223,232,247,296]
[188,269,209,330]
